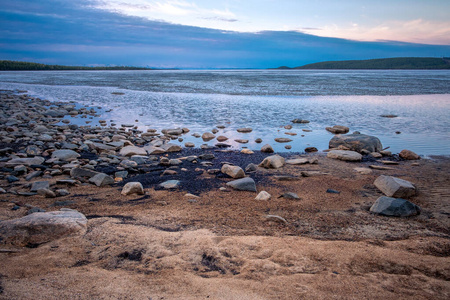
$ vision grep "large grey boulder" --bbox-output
[370,196,421,217]
[119,146,147,157]
[51,149,80,161]
[327,150,362,162]
[259,155,285,169]
[226,177,257,192]
[221,164,245,179]
[329,134,382,153]
[374,175,416,198]
[0,209,87,246]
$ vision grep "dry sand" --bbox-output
[1,154,449,299]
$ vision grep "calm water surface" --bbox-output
[1,70,449,155]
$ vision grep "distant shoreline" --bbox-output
[274,57,450,70]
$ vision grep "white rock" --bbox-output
[255,191,271,201]
[121,182,145,195]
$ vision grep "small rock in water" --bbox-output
[285,145,292,149]
[202,132,216,141]
[260,144,274,153]
[217,136,228,142]
[399,149,420,160]
[237,128,252,133]
[304,147,318,153]
[275,138,292,143]
[380,114,398,118]
[234,139,249,144]
[291,119,310,124]
[241,149,254,154]
[255,138,263,143]
[326,125,349,134]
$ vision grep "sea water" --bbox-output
[0,69,449,155]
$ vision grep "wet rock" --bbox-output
[255,191,271,201]
[380,114,398,118]
[370,196,420,217]
[291,119,310,124]
[89,173,115,187]
[221,164,245,179]
[0,209,87,246]
[237,128,252,133]
[217,136,228,142]
[327,150,362,162]
[259,155,285,169]
[202,132,216,141]
[326,125,349,134]
[185,142,195,147]
[329,134,382,153]
[304,147,318,153]
[234,139,249,144]
[284,125,293,130]
[226,177,257,192]
[120,146,147,157]
[274,138,292,143]
[121,182,145,195]
[162,128,183,135]
[51,149,80,161]
[399,149,420,160]
[374,175,416,198]
[260,144,274,153]
[285,145,292,150]
[255,138,263,143]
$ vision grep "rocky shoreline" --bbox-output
[1,90,449,299]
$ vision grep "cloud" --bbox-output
[304,19,450,45]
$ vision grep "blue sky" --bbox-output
[1,0,449,68]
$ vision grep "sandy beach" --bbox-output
[0,91,449,299]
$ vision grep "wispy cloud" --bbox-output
[303,19,450,45]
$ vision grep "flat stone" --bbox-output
[279,192,300,200]
[274,138,292,143]
[237,128,252,133]
[259,155,285,169]
[217,136,228,142]
[369,165,394,170]
[51,150,80,161]
[285,158,309,165]
[70,168,99,179]
[7,157,45,166]
[121,182,145,195]
[30,181,50,192]
[326,125,349,134]
[327,150,362,162]
[0,209,87,246]
[120,146,147,157]
[159,180,180,189]
[374,175,416,198]
[370,196,421,217]
[235,139,249,144]
[291,119,310,124]
[226,177,257,192]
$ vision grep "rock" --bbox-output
[274,175,300,181]
[7,157,45,166]
[285,132,297,136]
[264,215,288,224]
[162,170,178,175]
[37,188,56,198]
[369,152,383,158]
[327,150,362,162]
[51,149,80,161]
[255,138,263,143]
[7,175,19,183]
[25,171,42,181]
[255,191,271,201]
[217,136,228,142]
[278,192,300,200]
[0,209,87,246]
[259,155,285,169]
[160,143,182,152]
[234,139,249,144]
[261,144,274,153]
[301,171,329,177]
[380,114,398,118]
[304,147,318,153]
[30,181,50,192]
[199,153,215,160]
[120,159,138,169]
[370,196,421,217]
[120,146,147,157]
[284,125,293,130]
[237,128,252,133]
[285,158,309,165]
[159,180,180,189]
[221,164,245,179]
[89,173,115,187]
[202,132,216,141]
[369,165,394,170]
[144,146,166,155]
[326,189,340,194]
[121,182,145,195]
[245,163,258,173]
[56,179,78,185]
[326,125,349,134]
[291,119,310,124]
[274,138,292,143]
[240,149,254,154]
[70,168,99,179]
[354,167,372,175]
[27,207,46,215]
[399,149,420,160]
[115,171,128,179]
[25,145,42,156]
[162,128,183,135]
[285,145,292,150]
[374,175,416,198]
[226,177,257,192]
[185,142,195,147]
[55,189,70,197]
[329,134,382,153]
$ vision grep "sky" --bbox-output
[1,0,450,68]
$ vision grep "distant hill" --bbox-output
[278,57,450,70]
[0,60,154,71]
